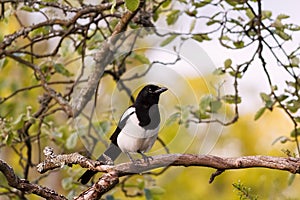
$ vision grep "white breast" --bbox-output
[117,107,159,153]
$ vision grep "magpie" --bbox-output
[78,84,168,184]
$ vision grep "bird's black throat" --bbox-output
[134,102,160,129]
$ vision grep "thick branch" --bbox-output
[72,1,145,117]
[0,159,66,200]
[115,154,300,176]
[38,148,300,178]
[37,148,300,199]
[75,171,119,200]
[36,147,111,174]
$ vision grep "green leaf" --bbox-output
[277,14,290,20]
[4,132,14,146]
[199,112,210,120]
[225,0,238,6]
[200,95,212,111]
[193,0,212,8]
[152,11,159,22]
[109,19,119,30]
[30,26,51,38]
[266,101,274,110]
[54,63,73,77]
[288,174,296,186]
[12,114,26,130]
[207,20,220,26]
[287,105,298,113]
[162,0,172,8]
[197,95,221,117]
[110,0,117,13]
[189,19,196,32]
[133,53,150,64]
[272,85,278,91]
[230,71,242,78]
[137,179,145,190]
[181,106,190,122]
[246,8,255,19]
[185,10,197,17]
[210,100,222,113]
[295,117,300,123]
[66,132,78,149]
[290,128,300,137]
[272,19,284,29]
[260,92,274,109]
[125,0,140,12]
[193,109,210,120]
[276,30,291,41]
[260,92,271,102]
[254,107,266,121]
[21,6,35,12]
[222,95,241,104]
[192,34,211,43]
[224,58,232,68]
[220,35,231,41]
[160,35,177,47]
[149,186,165,195]
[233,40,244,48]
[166,10,180,25]
[262,10,272,19]
[192,35,203,43]
[0,58,9,69]
[277,94,288,102]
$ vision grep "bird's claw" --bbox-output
[131,159,142,165]
[138,151,152,164]
[126,152,153,165]
[141,154,153,164]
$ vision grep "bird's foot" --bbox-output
[125,152,140,165]
[138,151,153,165]
[125,152,153,165]
[142,155,153,164]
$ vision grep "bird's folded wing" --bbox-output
[110,106,135,145]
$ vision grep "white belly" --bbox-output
[117,110,159,153]
[117,131,158,153]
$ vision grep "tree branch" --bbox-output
[0,159,66,200]
[38,147,300,183]
[72,1,145,117]
[36,147,111,174]
[75,171,119,200]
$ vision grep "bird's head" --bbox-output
[135,84,168,106]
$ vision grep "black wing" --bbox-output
[110,106,135,146]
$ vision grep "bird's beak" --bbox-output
[155,87,168,94]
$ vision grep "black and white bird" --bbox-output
[78,84,168,184]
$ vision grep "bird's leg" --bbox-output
[137,150,153,164]
[125,152,139,165]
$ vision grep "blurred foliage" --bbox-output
[0,0,300,199]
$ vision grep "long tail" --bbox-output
[78,143,121,184]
